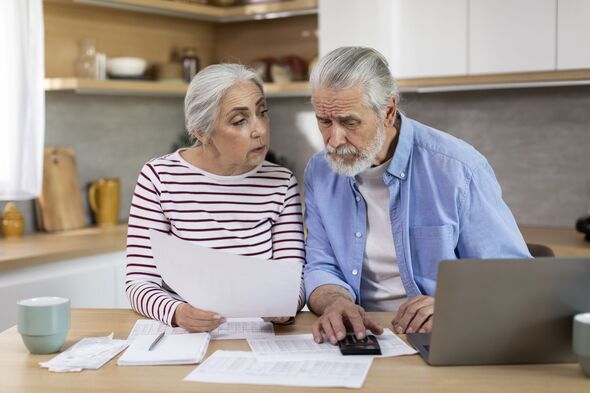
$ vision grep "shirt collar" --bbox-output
[385,112,413,181]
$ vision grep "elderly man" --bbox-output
[303,47,530,345]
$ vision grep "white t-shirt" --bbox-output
[356,159,407,311]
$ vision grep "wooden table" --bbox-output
[0,309,588,392]
[519,225,590,257]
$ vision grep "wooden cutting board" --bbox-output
[36,147,86,232]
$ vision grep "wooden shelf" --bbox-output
[44,78,311,97]
[75,0,318,22]
[397,69,590,92]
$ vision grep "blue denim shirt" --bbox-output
[303,113,531,304]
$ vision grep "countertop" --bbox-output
[0,224,588,272]
[0,224,127,272]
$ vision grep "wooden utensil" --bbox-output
[36,147,86,232]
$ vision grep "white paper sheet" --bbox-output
[127,319,188,340]
[184,350,373,388]
[210,318,274,340]
[247,328,417,360]
[150,230,302,318]
[128,318,275,341]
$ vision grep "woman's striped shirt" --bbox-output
[125,150,305,326]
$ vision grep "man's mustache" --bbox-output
[326,144,360,156]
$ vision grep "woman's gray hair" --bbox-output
[184,63,264,146]
[309,47,399,118]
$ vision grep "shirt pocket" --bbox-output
[409,224,456,280]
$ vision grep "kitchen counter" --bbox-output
[0,225,127,272]
[0,224,587,273]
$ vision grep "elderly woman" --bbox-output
[125,64,305,332]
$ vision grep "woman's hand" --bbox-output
[263,316,295,325]
[173,303,225,332]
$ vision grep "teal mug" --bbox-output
[573,312,590,377]
[17,297,70,354]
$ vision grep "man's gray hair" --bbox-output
[309,47,399,117]
[184,63,264,146]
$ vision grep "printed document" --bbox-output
[210,318,274,340]
[184,350,373,388]
[247,328,417,360]
[150,230,302,318]
[128,318,274,341]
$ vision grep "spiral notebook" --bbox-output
[117,333,210,366]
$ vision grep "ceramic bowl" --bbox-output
[107,57,147,77]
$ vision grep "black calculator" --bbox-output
[338,334,382,355]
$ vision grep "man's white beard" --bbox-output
[325,126,386,177]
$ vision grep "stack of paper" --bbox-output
[117,333,209,366]
[184,350,373,388]
[40,334,128,372]
[247,328,417,360]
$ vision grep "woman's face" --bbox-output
[202,81,270,174]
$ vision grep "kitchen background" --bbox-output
[5,84,589,234]
[2,0,590,332]
[2,0,590,233]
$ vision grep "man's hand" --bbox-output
[391,295,434,334]
[172,303,225,332]
[308,285,383,344]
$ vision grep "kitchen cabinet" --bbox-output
[0,252,128,332]
[468,0,556,74]
[319,0,467,79]
[318,0,590,91]
[44,0,318,97]
[391,0,467,79]
[318,0,394,59]
[557,0,590,70]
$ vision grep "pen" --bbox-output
[148,332,165,351]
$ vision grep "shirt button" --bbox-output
[400,171,406,179]
[355,196,361,202]
[355,231,362,238]
[352,269,358,276]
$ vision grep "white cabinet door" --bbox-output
[0,252,128,331]
[557,0,590,70]
[319,0,395,61]
[469,0,557,74]
[319,0,467,79]
[392,0,468,78]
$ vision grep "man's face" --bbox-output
[312,86,386,176]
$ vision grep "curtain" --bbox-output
[0,0,45,200]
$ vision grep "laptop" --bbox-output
[407,258,590,366]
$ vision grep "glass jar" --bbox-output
[181,47,199,83]
[75,39,97,79]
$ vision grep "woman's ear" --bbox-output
[384,97,397,128]
[193,129,209,145]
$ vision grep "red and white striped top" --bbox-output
[125,149,305,326]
